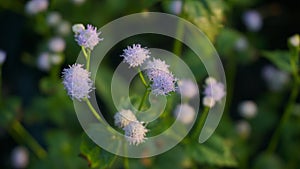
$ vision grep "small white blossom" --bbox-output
[124,121,148,145]
[121,44,150,68]
[177,79,198,99]
[25,0,48,15]
[238,100,257,119]
[203,96,216,108]
[235,120,251,139]
[204,77,226,102]
[37,52,51,71]
[114,109,137,128]
[62,64,93,101]
[11,146,29,169]
[72,24,85,34]
[145,58,170,80]
[46,12,61,26]
[289,34,300,47]
[48,37,66,53]
[242,10,262,32]
[173,103,195,124]
[0,49,6,64]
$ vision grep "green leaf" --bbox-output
[261,50,292,72]
[186,134,237,167]
[80,133,116,169]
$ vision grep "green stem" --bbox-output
[138,68,148,87]
[81,46,88,59]
[84,98,104,124]
[267,47,300,153]
[138,88,150,111]
[86,50,91,71]
[10,121,47,159]
[192,107,210,138]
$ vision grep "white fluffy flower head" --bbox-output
[124,121,148,146]
[121,44,150,67]
[62,64,93,101]
[173,103,195,124]
[177,79,198,99]
[289,34,300,47]
[114,109,137,128]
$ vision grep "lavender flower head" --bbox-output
[11,146,29,169]
[121,44,150,68]
[75,24,103,50]
[145,58,170,80]
[62,64,93,101]
[124,121,148,145]
[114,109,137,128]
[177,79,198,99]
[203,96,216,108]
[203,77,226,102]
[173,103,195,124]
[151,71,176,96]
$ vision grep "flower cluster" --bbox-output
[74,24,103,50]
[203,77,226,108]
[114,109,148,145]
[25,0,48,15]
[120,45,177,96]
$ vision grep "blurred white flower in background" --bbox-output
[48,37,66,53]
[242,10,262,32]
[288,34,300,47]
[235,37,249,52]
[177,79,198,99]
[57,21,71,36]
[72,24,85,34]
[203,77,226,107]
[235,120,251,139]
[46,12,62,27]
[173,103,195,124]
[11,146,29,169]
[262,65,290,91]
[50,54,63,65]
[238,100,257,119]
[168,0,182,15]
[37,52,51,71]
[0,49,6,64]
[25,0,48,15]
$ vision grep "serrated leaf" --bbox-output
[80,133,116,169]
[186,134,237,167]
[261,50,292,72]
